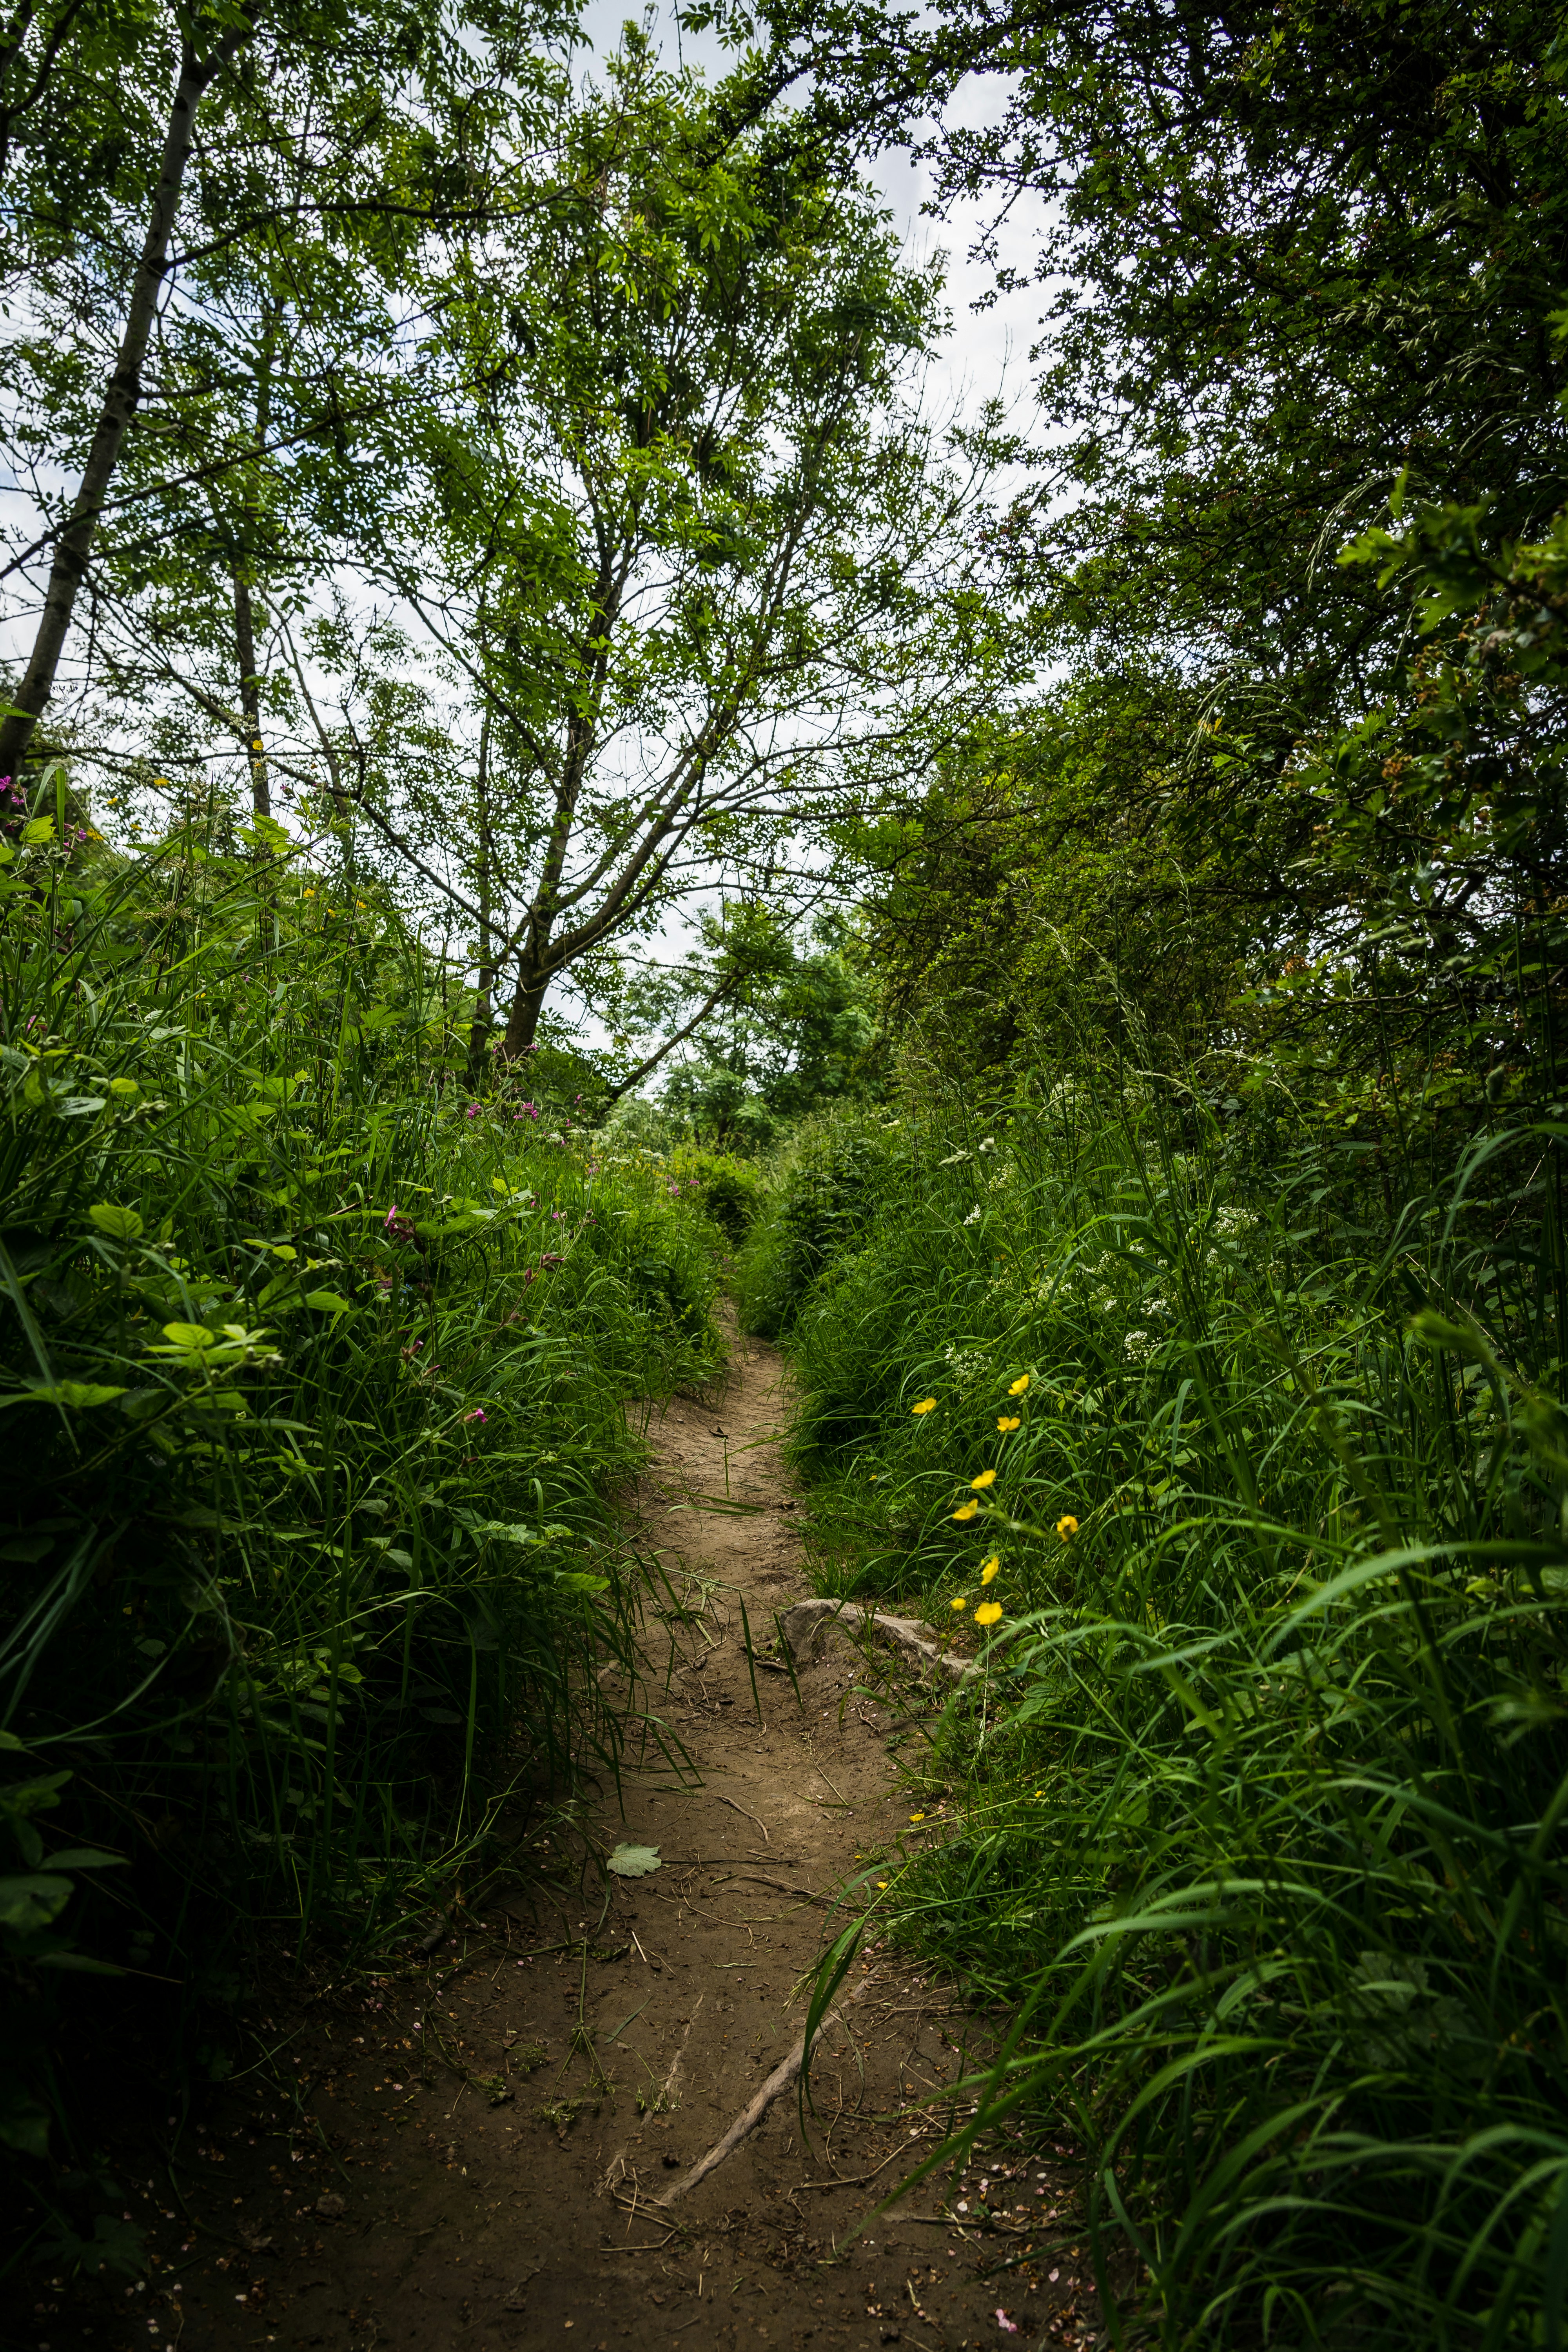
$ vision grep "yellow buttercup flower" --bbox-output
[1008,1373,1030,1396]
[974,1600,1002,1627]
[909,1813,926,1823]
[911,1396,937,1416]
[1056,1514,1079,1541]
[950,1595,967,1611]
[996,1414,1021,1432]
[952,1498,979,1521]
[971,1468,996,1490]
[980,1557,1000,1585]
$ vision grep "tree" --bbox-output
[0,0,578,782]
[735,0,1564,809]
[320,39,998,1065]
[659,910,879,1144]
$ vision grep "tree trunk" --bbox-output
[233,302,276,820]
[233,569,268,817]
[466,710,496,1083]
[0,24,251,778]
[502,965,550,1061]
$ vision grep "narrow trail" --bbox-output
[158,1331,1076,2352]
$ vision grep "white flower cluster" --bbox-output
[1124,1328,1159,1365]
[963,1203,982,1226]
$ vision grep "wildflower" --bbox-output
[974,1600,1002,1627]
[304,888,316,897]
[909,1812,925,1823]
[996,1414,1020,1432]
[952,1498,979,1521]
[463,1408,487,1424]
[1007,1373,1030,1396]
[970,1469,996,1491]
[876,1881,887,1890]
[963,1204,982,1226]
[1056,1514,1079,1541]
[980,1557,1000,1585]
[911,1397,937,1416]
[950,1596,967,1611]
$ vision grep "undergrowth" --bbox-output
[0,797,720,2259]
[744,1088,1568,2349]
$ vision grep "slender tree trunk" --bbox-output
[233,569,268,817]
[234,304,276,819]
[0,24,250,777]
[466,710,497,1083]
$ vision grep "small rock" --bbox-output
[315,2194,345,2218]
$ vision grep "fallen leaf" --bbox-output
[607,1843,661,1877]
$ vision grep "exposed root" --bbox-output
[653,1991,864,2207]
[778,1597,978,1683]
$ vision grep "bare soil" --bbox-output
[31,1333,1097,2352]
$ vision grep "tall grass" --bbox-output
[740,1086,1568,2348]
[0,798,722,2212]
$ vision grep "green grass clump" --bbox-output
[0,811,722,2194]
[746,1091,1568,2348]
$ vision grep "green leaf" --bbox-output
[29,1381,130,1410]
[606,1843,661,1878]
[89,1203,144,1242]
[302,1290,354,1316]
[0,2089,51,2157]
[0,1873,74,1932]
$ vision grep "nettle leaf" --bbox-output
[606,1842,661,1877]
[89,1202,145,1242]
[33,1381,130,1409]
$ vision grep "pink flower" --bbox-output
[995,2316,1019,2336]
[463,1408,487,1424]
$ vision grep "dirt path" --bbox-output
[85,1335,1080,2352]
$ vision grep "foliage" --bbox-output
[345,38,986,1061]
[662,1144,764,1242]
[658,910,882,1145]
[744,1084,1568,2345]
[0,782,721,2192]
[840,671,1287,1076]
